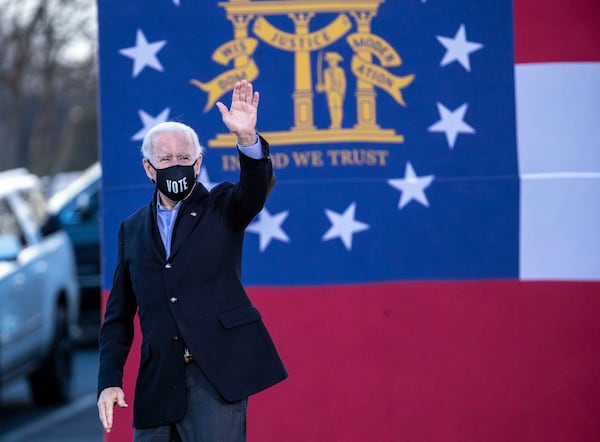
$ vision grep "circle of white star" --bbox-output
[322,202,370,251]
[247,208,290,252]
[428,102,475,149]
[387,162,435,209]
[436,24,483,72]
[119,29,167,78]
[131,108,171,141]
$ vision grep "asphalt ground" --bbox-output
[0,348,104,442]
[0,394,103,442]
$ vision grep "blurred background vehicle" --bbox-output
[0,168,80,405]
[47,162,102,344]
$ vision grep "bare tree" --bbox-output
[0,0,98,175]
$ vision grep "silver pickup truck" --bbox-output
[0,168,80,405]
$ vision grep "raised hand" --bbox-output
[216,79,259,146]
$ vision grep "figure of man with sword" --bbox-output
[316,51,347,129]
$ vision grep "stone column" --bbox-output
[350,10,379,129]
[289,12,316,130]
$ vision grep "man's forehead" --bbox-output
[153,131,194,153]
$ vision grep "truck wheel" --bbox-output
[29,304,73,405]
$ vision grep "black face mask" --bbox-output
[148,160,197,202]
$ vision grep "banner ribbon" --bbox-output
[351,55,414,107]
[253,14,352,51]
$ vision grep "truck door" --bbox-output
[0,197,45,375]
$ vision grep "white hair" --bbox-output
[141,121,205,161]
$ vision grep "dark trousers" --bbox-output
[134,362,247,442]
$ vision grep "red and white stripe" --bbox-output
[515,0,600,280]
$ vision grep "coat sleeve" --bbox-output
[97,222,138,396]
[226,134,275,230]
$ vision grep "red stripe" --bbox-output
[101,290,138,442]
[104,281,600,441]
[514,0,600,63]
[248,281,600,441]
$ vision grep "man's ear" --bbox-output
[142,159,155,182]
[194,156,203,177]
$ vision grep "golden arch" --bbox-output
[207,0,411,147]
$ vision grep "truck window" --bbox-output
[19,188,49,227]
[0,198,26,246]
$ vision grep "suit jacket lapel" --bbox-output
[169,184,209,260]
[138,194,167,261]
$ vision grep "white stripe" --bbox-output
[516,62,600,175]
[517,62,600,281]
[522,172,600,180]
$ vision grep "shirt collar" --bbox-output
[156,197,183,213]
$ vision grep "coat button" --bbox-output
[170,297,178,303]
[165,263,172,269]
[172,336,180,341]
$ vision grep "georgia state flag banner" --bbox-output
[97,0,600,440]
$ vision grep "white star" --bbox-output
[428,102,475,149]
[131,108,171,141]
[247,208,290,252]
[387,162,435,209]
[197,166,219,191]
[172,0,180,5]
[322,202,370,251]
[119,29,167,78]
[436,24,483,72]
